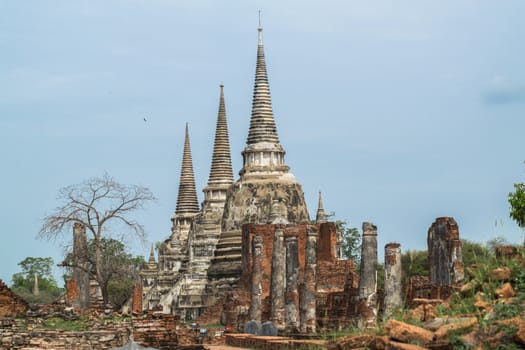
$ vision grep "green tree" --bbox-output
[38,174,155,304]
[63,237,144,308]
[509,180,525,229]
[461,239,491,268]
[11,257,63,304]
[401,249,429,287]
[337,221,361,264]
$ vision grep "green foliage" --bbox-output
[43,317,89,331]
[461,239,491,268]
[64,237,143,308]
[401,249,429,286]
[337,221,361,263]
[509,179,525,228]
[10,257,63,305]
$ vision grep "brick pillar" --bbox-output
[250,235,264,321]
[73,223,90,309]
[132,283,143,314]
[384,243,402,317]
[358,222,378,327]
[65,278,79,305]
[271,228,286,330]
[285,233,299,333]
[428,217,464,286]
[300,225,318,333]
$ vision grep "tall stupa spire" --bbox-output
[246,24,280,145]
[241,23,287,175]
[207,84,234,186]
[316,191,327,223]
[175,123,200,215]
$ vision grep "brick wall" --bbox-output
[318,222,338,261]
[0,279,28,318]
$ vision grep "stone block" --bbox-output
[384,319,434,345]
[261,321,277,336]
[244,320,262,335]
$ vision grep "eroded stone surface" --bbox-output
[427,217,464,286]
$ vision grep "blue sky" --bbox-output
[1,1,524,284]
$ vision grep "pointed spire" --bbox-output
[316,191,327,223]
[175,123,200,215]
[148,244,156,264]
[207,84,234,186]
[246,24,280,145]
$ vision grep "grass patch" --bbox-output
[43,317,89,331]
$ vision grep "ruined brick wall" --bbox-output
[132,312,178,349]
[0,311,180,350]
[496,245,523,261]
[318,222,338,261]
[0,328,130,349]
[316,260,358,328]
[0,279,28,318]
[210,222,356,330]
[317,259,354,293]
[240,224,308,303]
[406,275,457,302]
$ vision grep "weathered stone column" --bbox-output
[271,228,286,330]
[428,217,464,286]
[358,222,378,327]
[285,233,299,333]
[384,243,402,318]
[250,235,264,321]
[73,222,90,309]
[359,222,378,299]
[33,273,39,296]
[300,225,318,333]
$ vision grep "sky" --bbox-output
[1,0,525,285]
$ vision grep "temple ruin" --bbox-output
[139,24,343,323]
[135,23,467,334]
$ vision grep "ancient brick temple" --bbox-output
[140,25,347,322]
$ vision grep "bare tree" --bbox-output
[39,173,156,304]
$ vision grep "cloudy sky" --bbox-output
[1,1,524,284]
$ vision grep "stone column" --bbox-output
[384,243,402,318]
[300,225,318,333]
[271,228,286,330]
[428,217,464,286]
[359,222,378,299]
[250,235,264,321]
[285,233,299,333]
[73,222,90,309]
[358,222,378,327]
[33,273,39,296]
